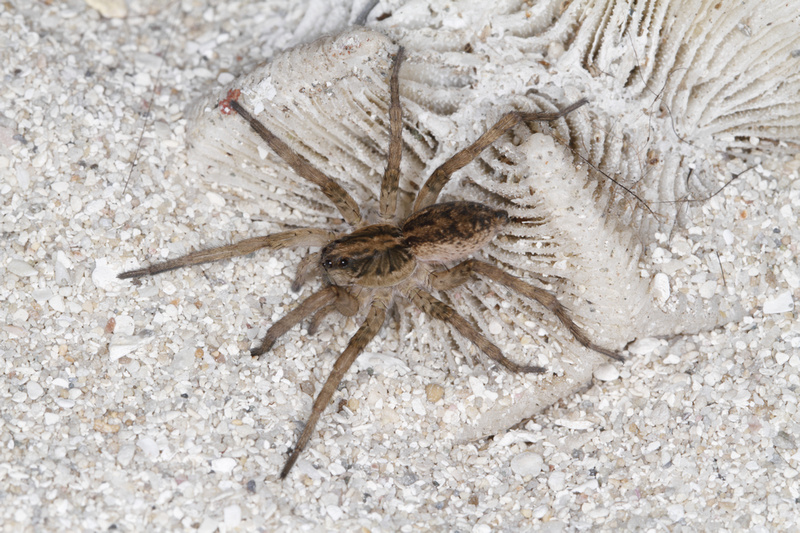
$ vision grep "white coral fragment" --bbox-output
[185,0,797,444]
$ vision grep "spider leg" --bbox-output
[412,98,589,211]
[230,100,363,226]
[307,287,359,335]
[251,286,338,357]
[280,301,387,479]
[430,259,623,361]
[406,287,545,374]
[291,251,322,292]
[118,228,336,278]
[379,46,404,221]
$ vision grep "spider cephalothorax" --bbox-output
[119,46,621,478]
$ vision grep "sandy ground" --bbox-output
[1,1,799,531]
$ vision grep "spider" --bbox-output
[119,46,622,479]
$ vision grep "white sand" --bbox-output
[1,1,798,531]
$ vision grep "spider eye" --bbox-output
[338,258,349,268]
[323,259,332,269]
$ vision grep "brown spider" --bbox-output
[119,47,622,479]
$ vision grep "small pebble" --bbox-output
[763,291,793,314]
[425,383,444,403]
[698,280,717,298]
[667,504,685,521]
[206,191,225,206]
[651,272,671,304]
[547,471,566,491]
[326,505,344,521]
[85,0,128,18]
[137,437,159,460]
[109,334,144,361]
[628,337,663,355]
[510,452,543,476]
[26,381,44,400]
[224,505,242,528]
[91,258,119,291]
[594,363,619,382]
[117,445,135,466]
[212,457,237,474]
[7,259,38,277]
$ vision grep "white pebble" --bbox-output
[593,363,619,382]
[84,198,106,215]
[722,229,734,245]
[547,471,566,491]
[763,291,794,314]
[628,337,663,355]
[218,72,235,84]
[26,381,44,400]
[488,320,502,335]
[698,280,717,299]
[85,0,128,18]
[32,151,48,168]
[510,452,543,476]
[783,268,800,289]
[663,353,681,365]
[328,462,346,476]
[137,437,159,460]
[114,314,135,335]
[51,378,69,388]
[109,334,144,361]
[651,272,671,305]
[117,445,135,466]
[197,517,218,533]
[44,412,59,425]
[7,259,38,277]
[667,503,685,521]
[49,295,65,313]
[326,505,344,521]
[224,505,242,528]
[776,352,789,365]
[555,419,593,430]
[212,457,237,473]
[91,258,119,290]
[206,191,225,206]
[32,289,54,303]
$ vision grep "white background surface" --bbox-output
[1,0,799,530]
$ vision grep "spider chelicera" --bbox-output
[119,46,622,478]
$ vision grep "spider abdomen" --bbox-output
[402,201,509,263]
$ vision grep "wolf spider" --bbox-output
[119,47,622,479]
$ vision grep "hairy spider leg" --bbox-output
[229,100,363,227]
[251,286,338,357]
[430,259,623,361]
[291,251,322,292]
[280,301,388,479]
[412,98,590,212]
[406,287,545,374]
[379,46,404,221]
[307,287,360,335]
[117,228,336,278]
